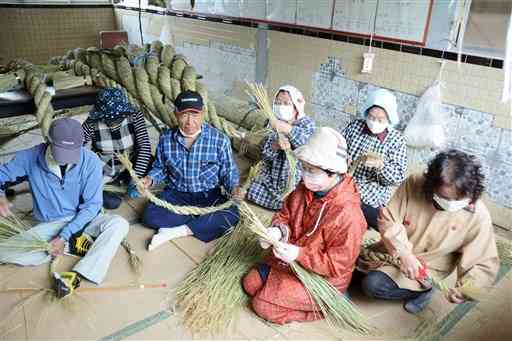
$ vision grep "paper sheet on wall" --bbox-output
[168,0,191,11]
[240,0,266,20]
[333,0,432,43]
[296,0,334,29]
[193,0,241,17]
[266,0,296,24]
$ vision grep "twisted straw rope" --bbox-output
[55,43,240,140]
[9,67,56,139]
[117,153,234,216]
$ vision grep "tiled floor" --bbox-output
[0,137,511,340]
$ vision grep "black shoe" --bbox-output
[4,188,16,198]
[103,191,122,210]
[53,272,81,298]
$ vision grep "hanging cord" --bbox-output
[455,0,473,68]
[306,201,328,237]
[367,0,380,54]
[139,0,144,45]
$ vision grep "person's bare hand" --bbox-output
[446,288,466,304]
[49,237,65,257]
[0,196,11,217]
[272,119,293,134]
[231,186,245,201]
[141,176,153,190]
[399,252,423,280]
[364,153,384,169]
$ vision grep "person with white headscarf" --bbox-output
[342,88,407,229]
[246,85,315,210]
[242,127,367,324]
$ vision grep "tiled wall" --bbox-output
[0,6,116,64]
[265,31,511,228]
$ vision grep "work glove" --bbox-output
[259,227,282,249]
[127,182,141,199]
[273,242,300,264]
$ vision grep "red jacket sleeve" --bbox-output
[296,204,366,278]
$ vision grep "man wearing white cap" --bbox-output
[342,88,407,229]
[0,118,129,297]
[242,127,367,324]
[246,85,315,210]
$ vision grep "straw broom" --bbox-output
[121,238,143,278]
[238,202,375,336]
[245,83,298,199]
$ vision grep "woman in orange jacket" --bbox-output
[242,127,368,324]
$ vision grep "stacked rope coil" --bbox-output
[52,41,244,141]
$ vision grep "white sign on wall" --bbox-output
[332,0,432,44]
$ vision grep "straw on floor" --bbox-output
[174,209,270,335]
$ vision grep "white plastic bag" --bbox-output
[404,82,447,149]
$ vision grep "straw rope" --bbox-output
[53,43,241,140]
[358,243,489,300]
[117,153,234,216]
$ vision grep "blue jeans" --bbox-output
[142,187,240,242]
[362,270,432,301]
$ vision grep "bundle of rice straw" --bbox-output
[0,214,50,259]
[348,150,382,176]
[245,82,298,199]
[175,210,269,335]
[239,202,375,336]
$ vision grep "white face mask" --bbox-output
[303,170,329,192]
[179,128,201,139]
[273,104,295,121]
[433,193,471,212]
[366,118,388,134]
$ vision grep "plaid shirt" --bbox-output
[246,116,315,210]
[342,119,407,208]
[83,111,152,178]
[148,123,239,193]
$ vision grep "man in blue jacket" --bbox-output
[0,118,129,297]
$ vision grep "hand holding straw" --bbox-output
[117,153,233,215]
[238,201,375,336]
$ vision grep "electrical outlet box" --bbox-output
[361,52,375,73]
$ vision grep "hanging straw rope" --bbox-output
[116,153,234,216]
[239,202,375,336]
